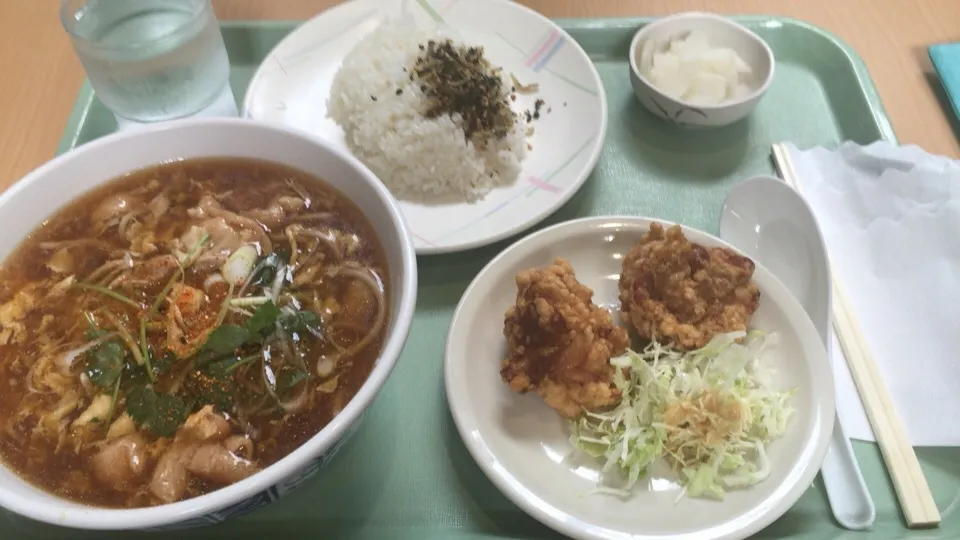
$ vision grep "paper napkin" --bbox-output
[784,141,960,446]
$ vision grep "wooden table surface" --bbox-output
[1,0,958,189]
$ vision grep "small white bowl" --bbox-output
[0,118,418,531]
[628,12,775,128]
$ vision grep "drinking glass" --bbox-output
[60,0,238,127]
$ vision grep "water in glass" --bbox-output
[63,0,233,123]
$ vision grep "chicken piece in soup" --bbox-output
[0,158,390,508]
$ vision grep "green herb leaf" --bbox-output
[153,350,177,375]
[249,252,283,287]
[84,341,127,389]
[105,371,122,427]
[246,301,280,337]
[186,364,236,412]
[252,267,276,288]
[85,327,109,341]
[202,324,250,355]
[122,349,175,388]
[280,310,323,339]
[274,247,292,266]
[72,282,142,310]
[180,394,199,415]
[276,367,308,392]
[126,385,189,438]
[280,311,323,337]
[122,357,148,388]
[197,303,284,365]
[192,348,218,367]
[210,353,261,376]
[203,356,238,377]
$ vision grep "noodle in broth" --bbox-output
[0,158,390,508]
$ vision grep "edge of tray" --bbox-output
[55,81,95,156]
[34,14,925,540]
[56,16,897,155]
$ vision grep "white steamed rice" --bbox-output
[327,21,527,203]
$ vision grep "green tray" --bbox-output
[9,16,958,540]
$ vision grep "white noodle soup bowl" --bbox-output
[0,118,418,530]
[628,12,775,128]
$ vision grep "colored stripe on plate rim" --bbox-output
[525,30,566,73]
[430,132,598,243]
[526,175,562,194]
[411,232,439,247]
[497,32,597,96]
[528,27,557,58]
[275,8,380,69]
[415,0,444,23]
[416,0,593,95]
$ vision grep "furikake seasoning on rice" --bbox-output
[412,39,518,142]
[327,21,533,203]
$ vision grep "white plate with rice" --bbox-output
[444,216,835,540]
[244,0,607,254]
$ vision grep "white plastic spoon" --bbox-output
[720,175,876,531]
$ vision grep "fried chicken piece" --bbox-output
[501,258,630,419]
[618,223,760,350]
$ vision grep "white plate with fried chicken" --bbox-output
[444,217,835,540]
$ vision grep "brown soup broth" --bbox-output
[0,158,390,508]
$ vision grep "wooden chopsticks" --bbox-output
[771,143,941,529]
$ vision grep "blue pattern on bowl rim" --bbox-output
[142,414,363,531]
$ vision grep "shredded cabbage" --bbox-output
[569,330,795,501]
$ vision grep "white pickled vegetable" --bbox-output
[640,30,754,105]
[222,245,258,286]
[686,72,728,105]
